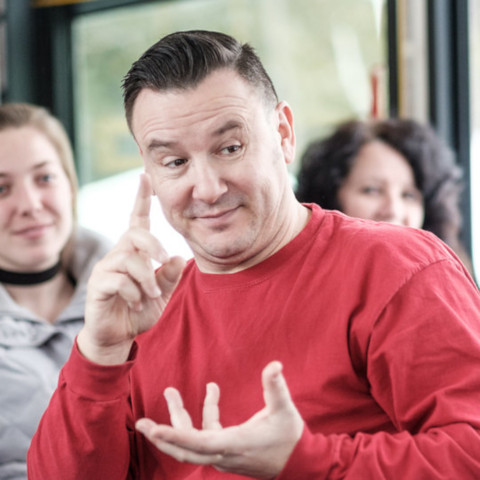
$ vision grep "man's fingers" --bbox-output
[88,268,144,306]
[98,248,161,299]
[202,383,222,430]
[164,387,193,429]
[156,256,186,300]
[135,418,157,436]
[147,437,223,465]
[120,227,169,265]
[129,173,153,230]
[136,419,223,465]
[262,361,293,413]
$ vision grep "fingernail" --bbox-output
[136,421,146,433]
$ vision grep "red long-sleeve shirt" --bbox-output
[28,205,480,479]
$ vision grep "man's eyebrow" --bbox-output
[146,139,177,152]
[146,121,242,152]
[212,120,243,136]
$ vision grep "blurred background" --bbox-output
[0,0,478,274]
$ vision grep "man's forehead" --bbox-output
[131,76,260,142]
[143,117,247,154]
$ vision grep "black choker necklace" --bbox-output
[0,260,62,286]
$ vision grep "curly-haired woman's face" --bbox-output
[337,140,424,229]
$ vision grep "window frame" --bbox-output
[4,0,475,267]
[427,0,472,256]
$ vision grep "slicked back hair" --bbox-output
[122,30,278,131]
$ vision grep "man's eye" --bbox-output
[166,158,187,168]
[0,185,10,197]
[221,145,241,155]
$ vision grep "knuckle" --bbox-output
[176,451,187,463]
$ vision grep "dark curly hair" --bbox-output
[296,118,471,269]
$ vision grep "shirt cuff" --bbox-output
[276,425,334,480]
[60,339,137,401]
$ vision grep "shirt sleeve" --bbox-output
[277,259,480,479]
[27,341,137,480]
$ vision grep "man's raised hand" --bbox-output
[78,173,186,365]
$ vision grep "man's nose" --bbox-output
[191,160,228,204]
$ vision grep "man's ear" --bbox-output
[275,101,296,165]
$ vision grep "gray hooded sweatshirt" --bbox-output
[0,227,111,480]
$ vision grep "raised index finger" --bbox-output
[129,173,153,230]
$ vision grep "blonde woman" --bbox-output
[0,103,111,479]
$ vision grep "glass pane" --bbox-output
[470,0,480,278]
[74,0,388,250]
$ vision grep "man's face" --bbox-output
[131,69,296,273]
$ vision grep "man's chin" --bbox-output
[192,237,253,262]
[200,244,243,260]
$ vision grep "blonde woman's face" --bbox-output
[337,140,425,229]
[0,126,74,272]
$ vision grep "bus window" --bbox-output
[74,0,388,246]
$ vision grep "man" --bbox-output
[28,30,480,479]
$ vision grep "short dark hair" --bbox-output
[296,118,468,262]
[122,30,278,131]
